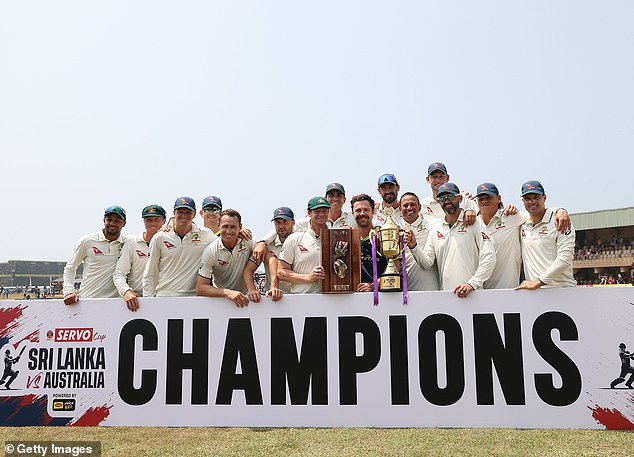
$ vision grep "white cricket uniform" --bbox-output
[413,211,496,291]
[373,203,402,227]
[264,236,291,294]
[481,210,527,289]
[420,193,476,220]
[401,215,440,291]
[143,225,216,297]
[278,227,322,294]
[198,238,256,293]
[63,231,131,298]
[520,208,576,287]
[113,232,151,297]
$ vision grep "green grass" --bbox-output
[0,427,632,456]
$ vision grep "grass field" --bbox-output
[0,427,632,456]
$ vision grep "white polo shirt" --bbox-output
[278,227,322,294]
[420,193,476,220]
[113,232,151,297]
[481,210,527,289]
[198,238,256,293]
[401,215,440,291]
[264,236,291,294]
[63,231,131,298]
[520,208,576,287]
[143,225,216,297]
[414,211,496,291]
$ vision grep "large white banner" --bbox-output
[1,287,633,429]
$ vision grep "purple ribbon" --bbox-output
[372,232,379,306]
[400,235,408,305]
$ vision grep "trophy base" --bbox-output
[379,275,402,292]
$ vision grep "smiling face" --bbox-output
[437,193,462,215]
[273,218,295,240]
[326,190,345,212]
[522,193,547,217]
[309,207,330,230]
[173,208,196,233]
[400,195,421,224]
[219,214,241,247]
[378,182,400,204]
[144,216,166,237]
[476,194,501,216]
[352,200,374,228]
[426,170,449,194]
[103,214,126,240]
[200,205,220,230]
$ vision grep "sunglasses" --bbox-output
[203,207,220,213]
[436,194,457,203]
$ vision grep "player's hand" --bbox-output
[357,283,373,292]
[252,242,268,263]
[504,204,518,215]
[266,288,283,302]
[515,279,543,290]
[554,209,571,234]
[238,228,253,240]
[247,290,262,303]
[403,229,417,249]
[463,210,476,226]
[309,266,326,281]
[63,293,79,305]
[453,283,473,298]
[227,290,249,307]
[124,290,140,312]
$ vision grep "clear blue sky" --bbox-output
[1,1,632,261]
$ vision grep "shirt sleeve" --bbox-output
[412,233,436,270]
[113,242,133,297]
[278,235,297,266]
[63,236,87,297]
[143,236,161,297]
[539,224,576,285]
[467,223,497,290]
[197,246,214,280]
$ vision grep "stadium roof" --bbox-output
[570,207,634,231]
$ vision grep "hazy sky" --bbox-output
[1,1,632,262]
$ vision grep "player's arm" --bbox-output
[195,275,249,308]
[114,243,140,311]
[142,236,161,297]
[242,257,262,303]
[62,237,87,305]
[277,260,325,284]
[264,250,283,301]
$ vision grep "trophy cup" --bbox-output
[374,207,404,292]
[321,228,361,293]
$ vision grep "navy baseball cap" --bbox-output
[307,196,331,210]
[476,183,499,197]
[521,180,545,197]
[142,205,166,218]
[174,196,196,211]
[378,174,398,186]
[325,183,345,196]
[104,205,126,220]
[272,206,294,221]
[428,162,448,175]
[202,195,222,210]
[437,182,460,196]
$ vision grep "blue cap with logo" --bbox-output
[476,183,499,197]
[325,182,345,196]
[427,162,448,175]
[202,195,222,210]
[104,205,126,220]
[272,206,294,221]
[521,180,545,197]
[377,174,398,186]
[174,196,196,211]
[437,182,460,196]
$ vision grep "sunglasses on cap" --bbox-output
[436,194,458,203]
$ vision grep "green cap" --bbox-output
[142,205,166,218]
[307,196,331,211]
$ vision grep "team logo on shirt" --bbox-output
[457,224,468,234]
[426,206,433,214]
[217,259,228,266]
[521,229,526,238]
[495,220,506,230]
[481,232,490,240]
[436,231,445,239]
[376,215,385,222]
[92,247,104,255]
[298,244,309,253]
[538,226,549,237]
[163,241,176,249]
[191,233,201,243]
[135,250,147,257]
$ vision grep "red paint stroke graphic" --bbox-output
[588,405,634,430]
[0,306,26,339]
[15,328,40,347]
[69,405,112,426]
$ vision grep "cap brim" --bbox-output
[272,216,292,221]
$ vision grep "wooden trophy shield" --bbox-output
[321,228,361,293]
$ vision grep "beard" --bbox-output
[442,203,458,215]
[355,215,371,228]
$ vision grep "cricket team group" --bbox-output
[62,161,576,310]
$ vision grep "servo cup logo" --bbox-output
[55,328,93,343]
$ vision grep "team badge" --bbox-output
[92,247,104,255]
[481,232,490,240]
[436,231,445,239]
[217,259,228,266]
[298,245,309,253]
[163,241,175,249]
[135,250,147,257]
